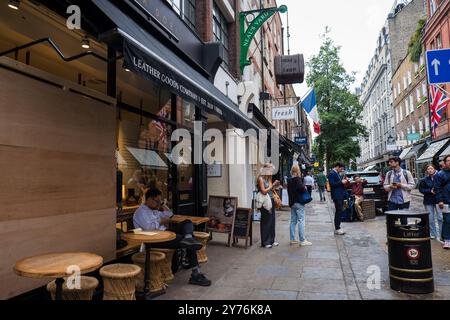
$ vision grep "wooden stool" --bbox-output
[47,276,98,300]
[132,252,166,294]
[193,232,210,264]
[152,249,175,283]
[99,264,141,300]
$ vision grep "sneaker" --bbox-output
[300,240,313,247]
[335,229,346,236]
[264,245,273,249]
[444,241,450,250]
[272,242,280,247]
[180,237,203,251]
[290,240,300,245]
[189,273,212,287]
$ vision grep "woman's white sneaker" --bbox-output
[300,240,313,247]
[335,229,346,235]
[265,245,273,249]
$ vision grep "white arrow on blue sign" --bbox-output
[426,49,450,84]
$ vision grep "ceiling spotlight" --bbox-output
[125,68,131,72]
[8,0,20,10]
[81,37,90,49]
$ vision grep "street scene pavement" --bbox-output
[158,191,450,300]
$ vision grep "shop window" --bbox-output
[176,97,196,128]
[118,109,173,209]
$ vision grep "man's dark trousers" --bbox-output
[334,200,344,230]
[155,220,199,268]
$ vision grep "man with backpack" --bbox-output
[383,157,416,212]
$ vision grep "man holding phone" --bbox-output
[434,155,450,249]
[383,157,416,212]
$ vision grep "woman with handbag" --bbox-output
[257,163,281,249]
[288,164,313,247]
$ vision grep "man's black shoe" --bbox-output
[189,273,212,287]
[180,237,203,251]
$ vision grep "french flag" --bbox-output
[300,89,321,135]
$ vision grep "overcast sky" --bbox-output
[279,0,397,98]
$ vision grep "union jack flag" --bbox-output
[430,85,450,139]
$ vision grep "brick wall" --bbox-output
[196,0,213,42]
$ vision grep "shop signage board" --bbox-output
[274,54,305,84]
[407,133,421,142]
[272,106,296,120]
[232,208,253,249]
[206,196,238,247]
[426,49,450,85]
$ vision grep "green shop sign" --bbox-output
[239,5,288,74]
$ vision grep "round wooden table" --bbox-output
[122,231,176,300]
[14,252,103,300]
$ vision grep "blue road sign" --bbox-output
[426,49,450,85]
[294,137,307,145]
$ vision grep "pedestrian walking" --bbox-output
[328,163,349,235]
[434,155,450,249]
[316,170,327,202]
[349,175,368,221]
[418,164,443,241]
[287,164,312,247]
[304,172,315,196]
[383,157,416,212]
[257,163,281,249]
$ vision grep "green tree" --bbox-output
[306,31,367,169]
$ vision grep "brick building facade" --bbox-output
[423,0,450,139]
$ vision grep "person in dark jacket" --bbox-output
[328,163,349,235]
[287,164,312,247]
[435,155,450,249]
[419,164,442,241]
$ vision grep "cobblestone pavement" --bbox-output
[157,191,450,300]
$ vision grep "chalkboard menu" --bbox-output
[233,208,253,248]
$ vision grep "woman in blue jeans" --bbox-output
[287,164,312,247]
[419,164,443,241]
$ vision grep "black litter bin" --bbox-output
[386,210,434,294]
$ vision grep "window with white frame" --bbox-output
[400,103,404,121]
[408,71,412,85]
[425,115,430,132]
[420,55,425,67]
[397,83,401,96]
[403,76,408,90]
[396,108,399,124]
[422,82,427,97]
[430,0,437,16]
[419,119,424,134]
[405,98,409,114]
[416,88,421,101]
[410,95,414,113]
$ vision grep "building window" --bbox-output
[419,119,424,134]
[410,95,414,113]
[422,81,427,97]
[166,0,196,30]
[430,0,437,15]
[405,98,410,115]
[213,3,230,69]
[407,71,412,85]
[437,33,442,49]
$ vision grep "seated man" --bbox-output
[133,188,212,287]
[349,175,368,221]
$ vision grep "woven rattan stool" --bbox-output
[47,276,98,300]
[152,249,175,283]
[99,264,141,300]
[193,232,210,264]
[132,251,166,294]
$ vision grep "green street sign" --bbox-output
[239,6,288,74]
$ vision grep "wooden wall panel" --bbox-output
[0,65,117,299]
[0,209,116,299]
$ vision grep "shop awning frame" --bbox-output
[93,0,258,132]
[416,138,450,163]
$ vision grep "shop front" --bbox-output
[0,0,258,299]
[416,138,450,177]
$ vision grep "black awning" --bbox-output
[93,0,257,131]
[248,103,275,129]
[280,135,303,155]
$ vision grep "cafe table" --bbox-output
[122,230,176,300]
[170,215,210,232]
[14,252,103,300]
